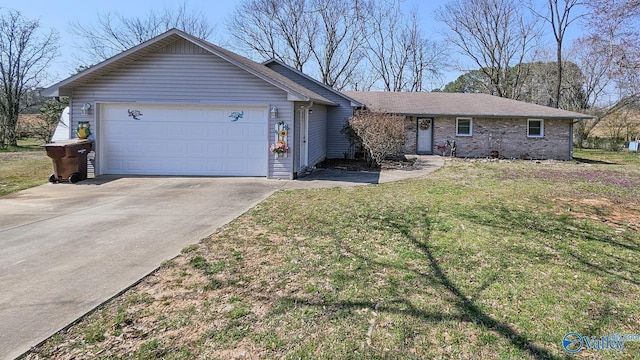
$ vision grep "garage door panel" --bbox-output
[104,141,132,156]
[186,142,205,155]
[101,104,268,176]
[166,142,185,153]
[185,161,205,172]
[206,142,225,154]
[227,125,247,138]
[206,161,224,172]
[145,126,166,138]
[106,159,123,172]
[245,140,266,151]
[124,141,162,153]
[226,161,245,172]
[248,126,266,138]
[128,160,159,172]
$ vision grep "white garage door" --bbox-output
[100,103,268,176]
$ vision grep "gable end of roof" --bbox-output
[42,29,335,105]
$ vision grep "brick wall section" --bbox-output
[404,116,417,153]
[432,117,573,160]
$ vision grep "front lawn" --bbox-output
[26,151,640,359]
[0,139,51,197]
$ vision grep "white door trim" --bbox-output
[299,107,309,169]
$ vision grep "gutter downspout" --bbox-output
[303,101,314,113]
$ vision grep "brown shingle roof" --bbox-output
[344,91,593,119]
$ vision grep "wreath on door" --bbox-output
[419,118,431,130]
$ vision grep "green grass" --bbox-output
[0,138,51,197]
[0,137,46,152]
[26,150,640,359]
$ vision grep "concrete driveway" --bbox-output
[0,176,285,359]
[0,155,443,359]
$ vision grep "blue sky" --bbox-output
[7,0,588,87]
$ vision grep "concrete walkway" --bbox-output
[282,155,443,189]
[0,155,442,359]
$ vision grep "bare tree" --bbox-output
[569,0,640,147]
[436,0,542,98]
[569,36,611,146]
[69,1,213,63]
[365,2,445,91]
[364,1,404,91]
[572,38,613,110]
[529,0,583,108]
[569,35,640,147]
[228,0,444,90]
[0,9,59,148]
[406,12,446,92]
[228,0,313,71]
[229,0,369,89]
[585,0,640,99]
[307,0,367,89]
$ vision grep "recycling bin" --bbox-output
[44,139,93,183]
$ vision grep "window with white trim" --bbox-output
[527,119,544,138]
[456,118,473,136]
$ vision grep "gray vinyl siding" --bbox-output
[266,63,355,158]
[270,102,295,178]
[69,39,293,179]
[325,106,353,158]
[308,105,327,166]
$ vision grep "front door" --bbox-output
[417,118,433,154]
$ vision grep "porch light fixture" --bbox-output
[81,103,92,115]
[270,106,278,119]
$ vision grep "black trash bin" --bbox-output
[44,139,93,183]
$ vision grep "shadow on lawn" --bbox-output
[461,204,640,253]
[457,204,640,293]
[568,253,640,286]
[573,157,620,165]
[383,214,556,360]
[282,207,557,359]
